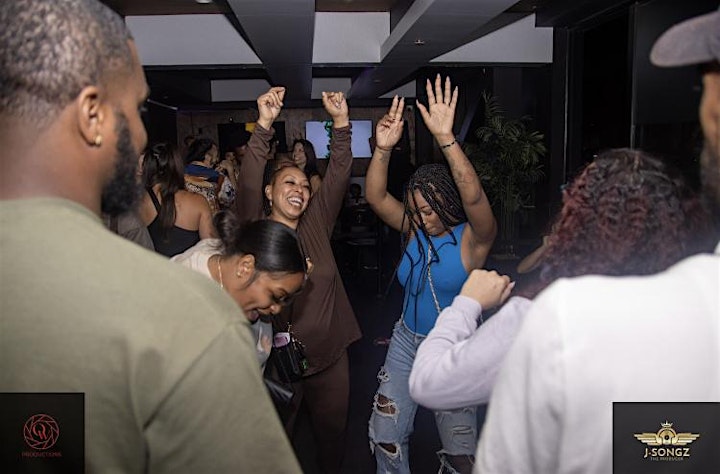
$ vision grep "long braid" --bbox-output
[391,164,468,324]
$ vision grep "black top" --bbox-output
[146,191,200,257]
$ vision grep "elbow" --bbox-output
[408,367,440,409]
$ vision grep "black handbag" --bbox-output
[271,327,309,383]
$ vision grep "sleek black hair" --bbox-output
[142,142,185,240]
[214,213,307,275]
[184,138,216,166]
[0,0,133,128]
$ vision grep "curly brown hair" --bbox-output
[522,148,711,298]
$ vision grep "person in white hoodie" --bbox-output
[473,7,720,474]
[409,148,711,411]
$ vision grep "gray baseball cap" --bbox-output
[650,7,720,67]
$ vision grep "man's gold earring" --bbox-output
[94,134,103,147]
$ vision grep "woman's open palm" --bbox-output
[417,75,457,137]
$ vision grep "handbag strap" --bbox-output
[426,242,484,324]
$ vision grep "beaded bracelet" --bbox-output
[439,139,456,150]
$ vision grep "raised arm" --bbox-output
[417,75,497,267]
[305,92,354,232]
[365,96,407,232]
[235,87,285,222]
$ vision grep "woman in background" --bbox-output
[291,138,322,195]
[183,138,224,213]
[139,142,215,257]
[172,214,307,367]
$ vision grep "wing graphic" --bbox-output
[634,433,661,446]
[674,433,700,445]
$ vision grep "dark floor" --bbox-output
[289,226,540,474]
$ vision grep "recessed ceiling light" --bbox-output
[414,39,426,46]
[195,0,214,4]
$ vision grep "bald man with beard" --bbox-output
[0,1,299,472]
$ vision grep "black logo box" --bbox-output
[613,402,720,474]
[0,393,84,474]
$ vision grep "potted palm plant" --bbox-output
[464,92,546,257]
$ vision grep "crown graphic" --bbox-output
[661,421,673,428]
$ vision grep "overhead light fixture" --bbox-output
[414,39,426,46]
[195,0,214,4]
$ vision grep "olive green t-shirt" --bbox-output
[0,198,300,473]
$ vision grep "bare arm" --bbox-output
[417,75,497,267]
[196,194,217,239]
[365,96,407,232]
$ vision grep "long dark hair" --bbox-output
[214,212,307,275]
[521,148,712,298]
[142,142,184,239]
[292,138,320,178]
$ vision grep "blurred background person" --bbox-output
[140,142,216,257]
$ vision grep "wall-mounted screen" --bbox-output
[305,120,373,159]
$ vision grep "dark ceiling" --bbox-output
[102,0,633,109]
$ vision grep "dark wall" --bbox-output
[144,101,177,146]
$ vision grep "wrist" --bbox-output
[333,119,350,129]
[435,134,455,144]
[375,144,393,153]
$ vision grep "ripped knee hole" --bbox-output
[374,394,396,415]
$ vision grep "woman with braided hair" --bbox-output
[366,75,497,474]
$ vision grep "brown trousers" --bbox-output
[284,351,350,474]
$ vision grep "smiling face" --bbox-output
[233,271,305,320]
[408,189,447,237]
[265,166,311,225]
[292,142,308,170]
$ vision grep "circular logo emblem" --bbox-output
[23,414,60,450]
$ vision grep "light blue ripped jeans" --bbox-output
[368,319,478,474]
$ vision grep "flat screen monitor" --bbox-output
[305,119,373,158]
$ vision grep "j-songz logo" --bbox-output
[634,421,700,462]
[22,413,62,458]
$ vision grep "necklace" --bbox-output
[216,255,224,289]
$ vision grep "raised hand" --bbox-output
[257,87,285,129]
[460,269,514,310]
[322,91,349,128]
[374,95,405,152]
[416,75,457,143]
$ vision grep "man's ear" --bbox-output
[264,185,272,202]
[76,85,105,147]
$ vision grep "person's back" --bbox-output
[475,7,720,473]
[0,1,299,472]
[140,142,216,256]
[141,186,213,256]
[0,198,299,472]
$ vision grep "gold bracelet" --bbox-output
[439,139,456,150]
